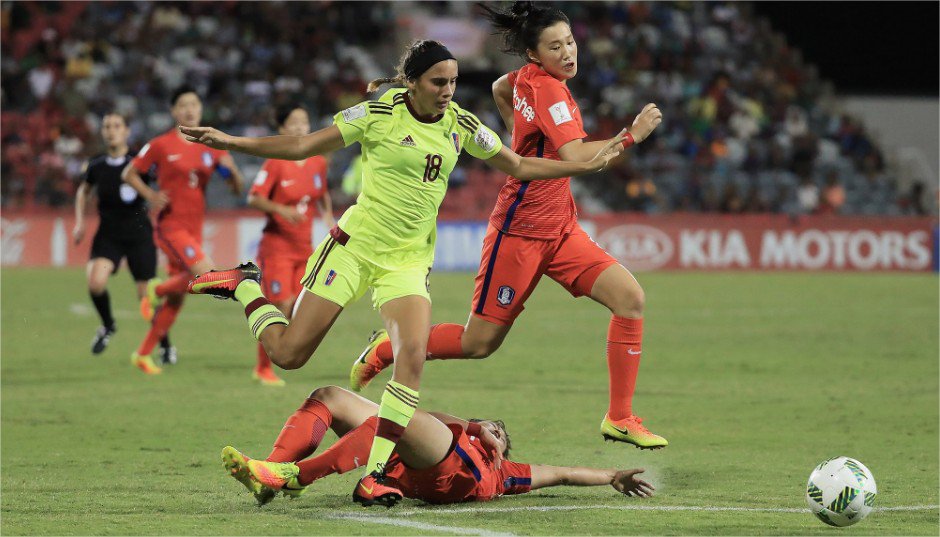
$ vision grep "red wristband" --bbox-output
[466,422,483,438]
[622,132,635,149]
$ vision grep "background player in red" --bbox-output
[122,86,245,374]
[219,385,654,506]
[247,104,336,386]
[73,113,170,356]
[352,1,667,449]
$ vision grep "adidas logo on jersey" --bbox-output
[400,135,416,147]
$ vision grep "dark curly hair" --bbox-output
[469,418,512,459]
[478,1,570,61]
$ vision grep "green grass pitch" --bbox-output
[2,267,937,535]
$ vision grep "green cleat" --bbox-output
[349,329,390,392]
[140,278,162,321]
[246,459,307,500]
[601,414,668,449]
[221,446,277,506]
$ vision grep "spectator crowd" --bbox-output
[2,1,931,217]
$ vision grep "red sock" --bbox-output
[256,343,272,371]
[266,398,332,462]
[155,273,190,297]
[373,323,465,366]
[136,300,182,356]
[607,316,643,421]
[296,416,376,485]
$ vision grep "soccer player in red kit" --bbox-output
[122,86,245,374]
[247,104,336,386]
[352,2,668,448]
[219,385,654,507]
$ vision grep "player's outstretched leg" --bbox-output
[188,262,262,299]
[221,446,278,506]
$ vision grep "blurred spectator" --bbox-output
[819,171,846,214]
[1,0,924,217]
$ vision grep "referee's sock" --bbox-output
[90,290,114,329]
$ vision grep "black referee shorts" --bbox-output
[90,226,157,281]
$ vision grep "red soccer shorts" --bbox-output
[257,255,307,304]
[385,424,485,504]
[154,226,204,275]
[471,221,618,325]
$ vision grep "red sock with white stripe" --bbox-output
[607,316,643,421]
[266,398,332,462]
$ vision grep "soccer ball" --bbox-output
[805,456,877,527]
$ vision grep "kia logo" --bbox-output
[597,224,674,271]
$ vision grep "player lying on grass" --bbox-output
[221,385,654,507]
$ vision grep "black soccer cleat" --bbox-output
[91,325,116,354]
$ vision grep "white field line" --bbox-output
[326,513,515,536]
[389,503,940,516]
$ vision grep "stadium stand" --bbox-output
[1,1,924,217]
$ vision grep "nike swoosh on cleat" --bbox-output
[361,484,374,495]
[192,278,235,292]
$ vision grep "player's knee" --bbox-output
[612,286,645,317]
[88,280,108,295]
[464,338,501,359]
[309,385,340,403]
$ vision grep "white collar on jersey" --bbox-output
[106,155,127,166]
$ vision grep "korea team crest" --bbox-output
[201,151,213,167]
[313,173,323,189]
[496,285,515,306]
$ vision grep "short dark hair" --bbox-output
[102,112,127,125]
[479,1,570,61]
[273,103,307,128]
[170,85,200,106]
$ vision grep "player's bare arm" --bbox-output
[315,191,336,229]
[556,103,663,162]
[180,125,346,161]
[426,412,505,469]
[218,153,245,196]
[486,130,627,180]
[121,163,169,211]
[529,465,654,498]
[247,194,303,224]
[492,74,515,131]
[73,179,90,245]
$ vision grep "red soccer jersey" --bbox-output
[386,424,533,504]
[488,63,587,239]
[131,130,229,234]
[250,157,328,260]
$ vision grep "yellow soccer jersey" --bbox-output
[332,89,502,269]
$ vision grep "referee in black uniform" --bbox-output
[73,113,173,360]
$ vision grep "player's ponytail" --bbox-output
[479,1,570,61]
[367,39,452,93]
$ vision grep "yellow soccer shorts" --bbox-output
[299,232,431,310]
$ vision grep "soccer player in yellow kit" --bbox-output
[182,40,626,507]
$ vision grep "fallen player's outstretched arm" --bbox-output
[529,465,655,498]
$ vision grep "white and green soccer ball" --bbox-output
[806,456,877,527]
